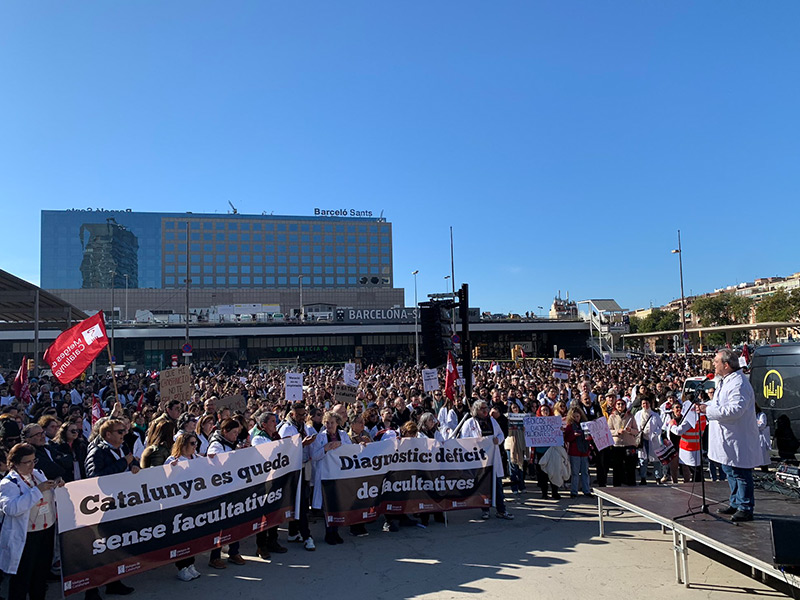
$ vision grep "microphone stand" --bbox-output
[672,394,719,521]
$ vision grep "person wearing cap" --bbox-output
[175,412,197,438]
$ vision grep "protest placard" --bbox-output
[523,416,564,447]
[334,384,358,404]
[507,412,526,432]
[285,372,303,401]
[422,369,439,392]
[55,438,302,596]
[220,393,246,413]
[552,358,572,381]
[319,437,496,525]
[343,363,359,387]
[159,365,192,406]
[581,418,613,451]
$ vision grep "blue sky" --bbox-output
[2,2,798,314]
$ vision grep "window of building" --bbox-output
[314,276,322,284]
[265,276,275,284]
[165,276,175,284]
[229,255,238,263]
[204,276,212,284]
[216,276,225,284]
[278,276,287,285]
[165,254,175,263]
[265,266,275,274]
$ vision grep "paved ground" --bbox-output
[45,489,796,600]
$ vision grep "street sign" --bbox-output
[182,343,193,354]
[452,334,460,344]
[171,355,178,367]
[428,292,456,299]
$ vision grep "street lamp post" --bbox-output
[123,274,129,322]
[109,270,115,362]
[412,270,419,366]
[671,230,688,354]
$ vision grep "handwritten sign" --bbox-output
[581,418,613,451]
[422,369,439,392]
[285,372,304,402]
[221,393,246,413]
[334,384,358,404]
[159,366,192,406]
[523,416,564,447]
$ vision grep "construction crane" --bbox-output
[228,201,238,214]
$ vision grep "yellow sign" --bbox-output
[763,369,783,400]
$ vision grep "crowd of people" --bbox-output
[0,350,795,600]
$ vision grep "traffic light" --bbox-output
[27,359,35,372]
[475,346,482,359]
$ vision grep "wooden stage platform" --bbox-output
[594,481,800,592]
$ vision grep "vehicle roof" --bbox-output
[752,343,800,358]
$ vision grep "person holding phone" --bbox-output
[0,442,64,600]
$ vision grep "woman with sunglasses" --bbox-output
[54,419,87,481]
[0,442,63,600]
[165,433,202,581]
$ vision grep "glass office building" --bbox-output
[41,210,393,290]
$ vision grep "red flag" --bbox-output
[12,356,32,405]
[444,351,458,401]
[43,312,109,385]
[92,395,105,425]
[520,348,527,359]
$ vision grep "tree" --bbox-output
[691,292,752,327]
[756,289,800,323]
[637,308,679,333]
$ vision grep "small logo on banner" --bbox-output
[418,503,434,511]
[117,566,125,575]
[285,510,293,518]
[64,582,72,591]
[253,523,260,531]
[170,550,177,559]
[82,324,105,345]
[451,500,467,508]
[213,536,221,545]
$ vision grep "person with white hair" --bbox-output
[460,400,513,520]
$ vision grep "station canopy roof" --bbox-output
[583,299,624,313]
[0,269,88,326]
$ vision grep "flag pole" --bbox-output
[106,344,120,403]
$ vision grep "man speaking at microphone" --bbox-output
[697,349,761,522]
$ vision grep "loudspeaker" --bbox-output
[771,518,800,568]
[420,305,452,368]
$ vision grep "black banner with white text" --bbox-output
[319,437,495,526]
[55,438,302,596]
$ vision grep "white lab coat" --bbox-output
[0,469,47,575]
[310,430,352,509]
[635,410,664,461]
[705,370,762,468]
[437,406,458,438]
[459,416,504,477]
